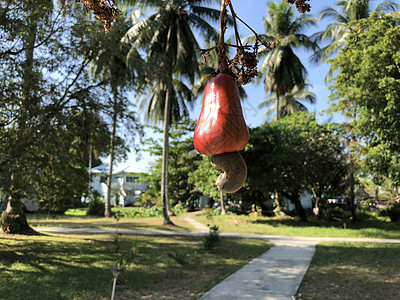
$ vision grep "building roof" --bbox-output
[90,164,146,175]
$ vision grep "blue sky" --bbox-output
[126,0,347,169]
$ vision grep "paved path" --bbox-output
[35,214,400,300]
[200,237,317,300]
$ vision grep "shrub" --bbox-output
[203,225,221,251]
[114,235,139,271]
[324,207,352,222]
[203,208,221,220]
[382,203,400,222]
[167,251,188,265]
[171,203,187,216]
[87,196,105,216]
[249,204,263,217]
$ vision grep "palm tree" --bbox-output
[312,0,399,78]
[122,0,219,224]
[259,83,316,120]
[84,13,144,217]
[248,0,317,121]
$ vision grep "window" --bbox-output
[126,176,139,183]
[100,176,107,183]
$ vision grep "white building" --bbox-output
[90,165,148,207]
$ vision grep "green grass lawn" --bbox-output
[0,232,272,300]
[28,213,194,232]
[194,213,400,239]
[297,241,400,300]
[28,210,400,239]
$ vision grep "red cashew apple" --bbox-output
[194,73,249,193]
[194,73,249,156]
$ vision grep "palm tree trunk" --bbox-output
[348,161,357,222]
[348,129,357,222]
[275,93,280,121]
[161,86,174,225]
[220,190,226,215]
[105,95,118,217]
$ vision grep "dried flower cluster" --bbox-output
[230,49,258,86]
[230,41,275,86]
[286,0,311,13]
[80,0,120,31]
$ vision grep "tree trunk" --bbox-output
[105,95,118,217]
[220,190,226,215]
[348,136,357,222]
[1,7,37,234]
[161,86,174,225]
[292,196,308,222]
[88,145,92,200]
[282,191,307,222]
[1,176,31,234]
[313,196,320,216]
[311,188,321,217]
[348,169,357,222]
[275,93,280,121]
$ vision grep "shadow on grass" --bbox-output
[0,233,271,300]
[28,213,192,232]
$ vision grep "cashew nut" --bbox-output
[210,151,247,193]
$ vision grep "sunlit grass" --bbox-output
[0,232,272,300]
[298,242,400,299]
[194,213,400,239]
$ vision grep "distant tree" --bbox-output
[140,120,202,208]
[258,83,316,120]
[188,156,227,214]
[122,0,220,225]
[242,113,347,221]
[247,0,317,120]
[84,14,144,217]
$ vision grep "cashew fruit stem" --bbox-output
[211,151,247,193]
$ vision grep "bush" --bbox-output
[203,208,221,220]
[203,225,221,251]
[382,202,400,222]
[113,207,163,218]
[324,207,352,222]
[87,196,105,216]
[172,203,187,216]
[167,251,188,265]
[249,204,263,217]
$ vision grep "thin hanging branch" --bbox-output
[198,0,311,86]
[218,0,229,74]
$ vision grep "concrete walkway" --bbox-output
[35,214,400,300]
[200,237,317,300]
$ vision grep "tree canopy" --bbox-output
[242,113,347,221]
[329,12,400,185]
